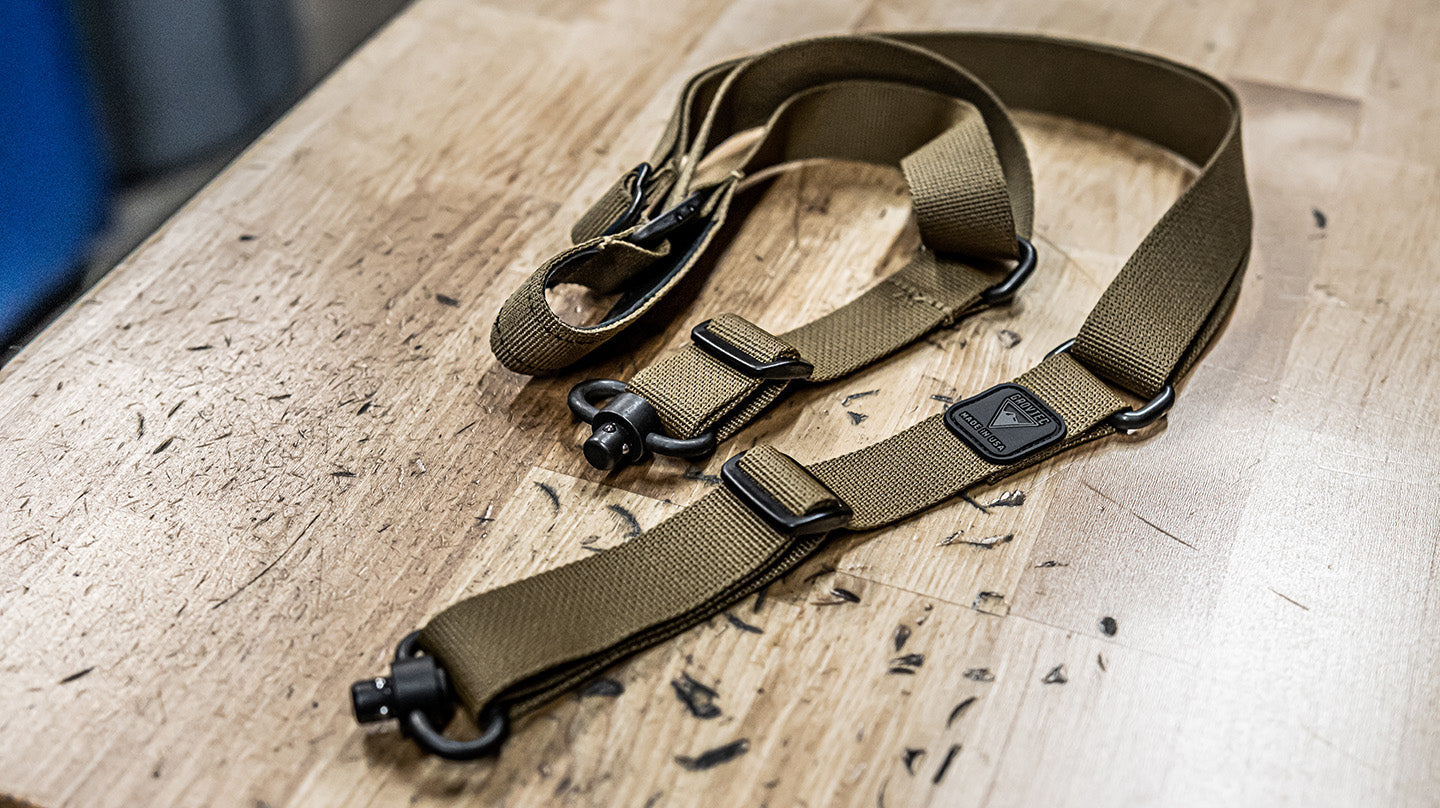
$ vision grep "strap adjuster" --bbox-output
[720,451,851,536]
[691,319,814,380]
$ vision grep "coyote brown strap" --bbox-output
[494,35,1041,471]
[349,31,1251,760]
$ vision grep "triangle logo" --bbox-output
[989,398,1040,429]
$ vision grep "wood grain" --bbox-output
[3,0,1438,806]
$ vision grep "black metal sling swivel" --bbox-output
[349,31,1251,760]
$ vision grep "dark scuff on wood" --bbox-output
[887,653,924,676]
[963,667,995,682]
[1042,664,1068,684]
[58,666,95,684]
[893,624,911,651]
[671,672,721,718]
[932,744,961,784]
[607,504,642,538]
[946,696,977,727]
[683,467,721,485]
[840,389,879,406]
[534,481,560,513]
[1100,616,1118,636]
[725,613,763,634]
[674,738,749,770]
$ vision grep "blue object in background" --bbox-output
[0,0,109,344]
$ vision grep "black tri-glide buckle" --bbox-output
[690,319,814,380]
[350,632,508,760]
[568,380,717,471]
[720,452,852,536]
[943,383,1066,464]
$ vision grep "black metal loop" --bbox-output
[645,430,718,458]
[404,703,509,761]
[979,237,1039,305]
[1044,339,1175,431]
[567,379,628,423]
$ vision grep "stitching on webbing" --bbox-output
[882,277,959,320]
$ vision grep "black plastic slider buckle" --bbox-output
[1045,338,1176,431]
[691,320,814,380]
[720,452,852,536]
[569,380,717,471]
[350,631,508,760]
[979,237,1039,305]
[628,187,711,246]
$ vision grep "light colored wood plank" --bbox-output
[3,0,1439,806]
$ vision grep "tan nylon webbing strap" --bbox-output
[393,32,1250,750]
[490,37,1033,375]
[423,354,1125,717]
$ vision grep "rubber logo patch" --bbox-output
[944,383,1066,464]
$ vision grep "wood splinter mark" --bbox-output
[940,532,1013,549]
[671,672,721,719]
[607,504,642,538]
[972,591,1006,614]
[947,696,977,727]
[675,739,749,771]
[1270,588,1310,611]
[58,667,95,685]
[932,744,961,784]
[725,613,763,634]
[534,481,560,513]
[1042,664,1068,685]
[840,389,879,406]
[887,653,925,675]
[988,490,1026,508]
[816,586,861,605]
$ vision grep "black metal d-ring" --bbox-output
[1043,338,1175,432]
[568,379,716,470]
[979,237,1039,305]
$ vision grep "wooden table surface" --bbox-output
[4,0,1438,805]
